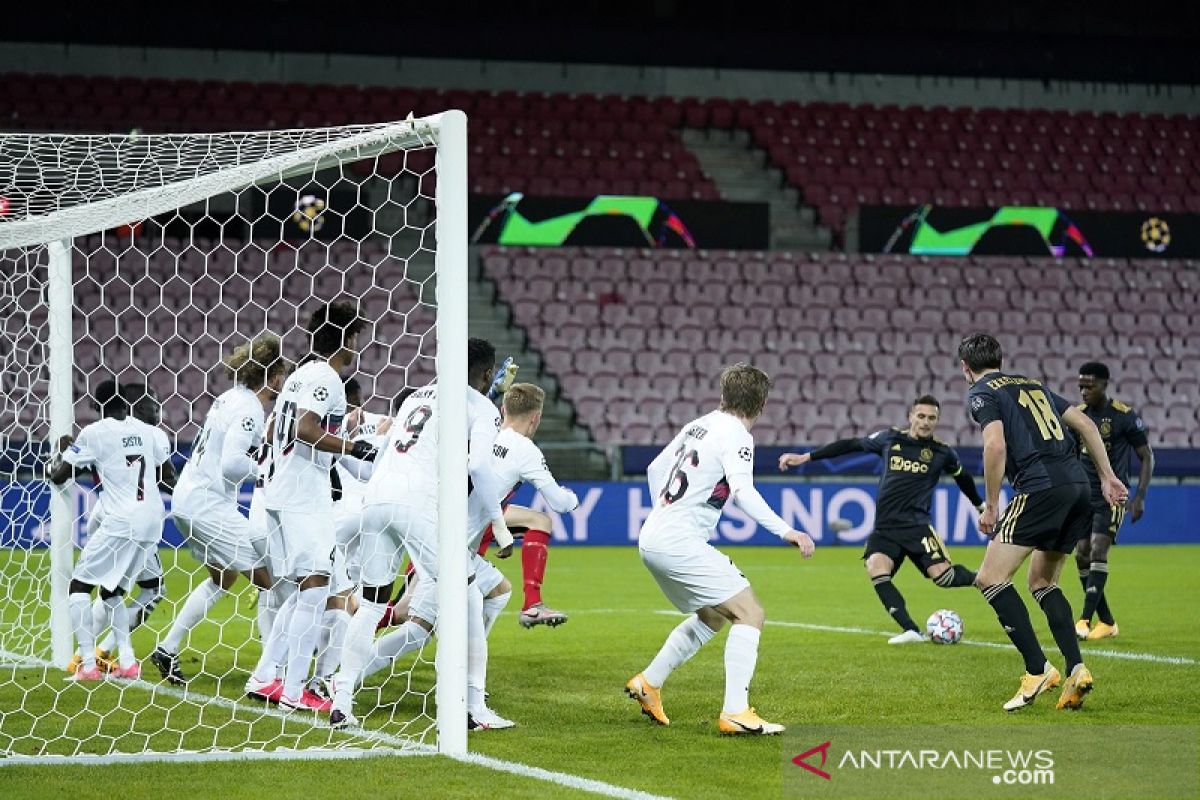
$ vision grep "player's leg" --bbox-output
[862,532,921,641]
[1073,534,1094,638]
[1027,548,1093,710]
[67,578,102,680]
[96,564,165,668]
[711,586,784,735]
[68,528,129,679]
[246,516,297,702]
[506,506,566,628]
[153,563,235,684]
[482,576,512,636]
[1084,525,1120,638]
[924,525,976,588]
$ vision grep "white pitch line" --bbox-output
[650,610,1199,666]
[0,648,675,800]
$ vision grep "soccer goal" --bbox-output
[0,112,471,762]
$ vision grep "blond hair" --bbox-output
[503,383,546,418]
[719,363,771,419]
[224,333,288,389]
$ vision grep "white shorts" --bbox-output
[174,494,266,574]
[640,540,751,613]
[73,525,160,594]
[330,498,365,593]
[471,553,506,597]
[357,498,439,589]
[264,508,335,580]
[85,510,163,583]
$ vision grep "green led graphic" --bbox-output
[472,192,695,247]
[887,205,1093,257]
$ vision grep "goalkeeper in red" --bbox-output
[626,364,814,736]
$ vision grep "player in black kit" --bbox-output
[779,396,985,644]
[959,334,1127,713]
[1073,362,1154,641]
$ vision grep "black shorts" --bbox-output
[1089,497,1127,541]
[862,525,950,574]
[991,483,1091,553]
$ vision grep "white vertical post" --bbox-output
[433,109,469,757]
[46,238,75,667]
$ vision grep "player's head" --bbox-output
[344,377,363,409]
[225,333,289,396]
[502,383,546,435]
[957,333,1003,381]
[718,363,771,423]
[306,301,365,362]
[393,386,416,413]
[909,394,940,438]
[468,338,497,393]
[93,379,128,419]
[121,382,161,426]
[1078,361,1110,406]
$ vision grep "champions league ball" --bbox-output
[926,609,964,644]
[1141,217,1170,254]
[292,194,326,233]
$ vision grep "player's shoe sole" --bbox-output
[1002,665,1062,712]
[1086,622,1119,640]
[624,673,669,726]
[1056,665,1094,710]
[149,646,188,686]
[1075,620,1091,640]
[718,708,785,735]
[245,677,284,704]
[519,605,569,628]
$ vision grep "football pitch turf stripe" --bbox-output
[649,611,1200,666]
[0,647,675,800]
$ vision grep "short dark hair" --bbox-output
[393,386,417,413]
[344,377,363,407]
[121,382,160,425]
[306,301,365,357]
[719,363,772,419]
[468,338,497,382]
[957,333,1003,373]
[1079,362,1110,381]
[912,394,940,409]
[93,379,128,418]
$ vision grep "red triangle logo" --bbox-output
[792,740,832,780]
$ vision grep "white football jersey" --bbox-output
[334,410,387,503]
[367,383,501,505]
[63,416,171,539]
[175,385,263,504]
[465,427,578,543]
[640,410,761,547]
[263,359,347,512]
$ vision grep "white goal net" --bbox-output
[0,112,470,762]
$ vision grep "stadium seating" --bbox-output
[482,246,1200,448]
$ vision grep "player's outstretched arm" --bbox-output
[1062,406,1128,506]
[296,409,374,460]
[951,468,985,510]
[781,436,873,471]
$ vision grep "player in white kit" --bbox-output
[244,302,376,712]
[148,335,289,684]
[625,364,814,735]
[49,380,175,681]
[330,338,512,730]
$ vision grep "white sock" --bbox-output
[252,584,297,684]
[314,608,350,679]
[332,598,388,710]
[282,584,329,699]
[362,621,431,681]
[104,595,135,669]
[70,593,96,670]
[467,587,487,714]
[256,588,279,643]
[92,597,111,653]
[644,615,717,688]
[160,580,226,655]
[482,590,511,636]
[98,585,162,653]
[722,624,761,714]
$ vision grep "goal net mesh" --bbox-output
[0,119,452,758]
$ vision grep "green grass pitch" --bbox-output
[1,543,1197,799]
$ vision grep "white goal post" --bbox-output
[0,110,469,760]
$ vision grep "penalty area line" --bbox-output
[650,610,1199,666]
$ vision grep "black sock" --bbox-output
[1077,569,1091,622]
[1033,585,1084,675]
[1095,589,1115,626]
[981,582,1046,674]
[1079,561,1109,623]
[933,565,976,588]
[872,575,918,632]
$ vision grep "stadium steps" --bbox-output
[467,247,611,481]
[681,128,833,251]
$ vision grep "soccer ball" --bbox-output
[926,609,964,644]
[1140,216,1170,253]
[292,194,326,233]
